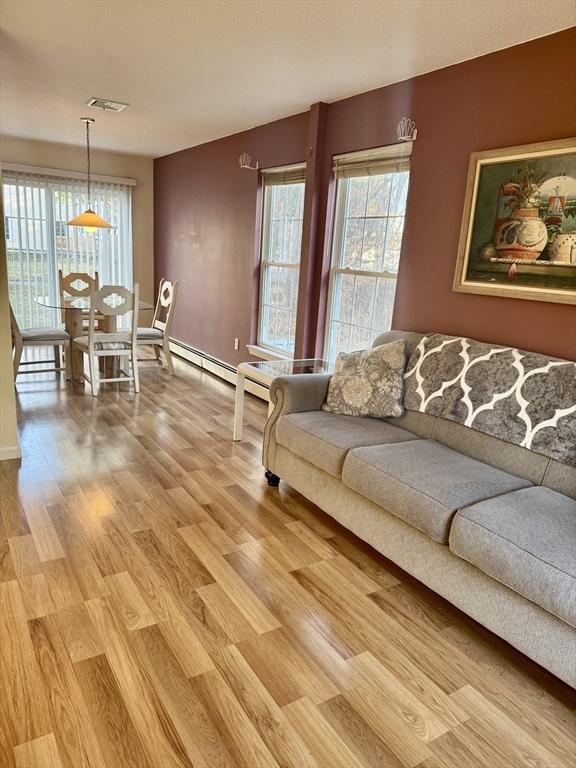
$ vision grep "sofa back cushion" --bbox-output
[431,417,549,486]
[372,330,423,358]
[404,334,576,467]
[542,460,576,499]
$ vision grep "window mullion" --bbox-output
[335,180,348,269]
[368,275,379,337]
[359,177,370,272]
[348,273,358,354]
[331,267,397,279]
[261,261,299,269]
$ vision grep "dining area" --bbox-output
[10,271,178,396]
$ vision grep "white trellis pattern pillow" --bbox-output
[404,334,576,466]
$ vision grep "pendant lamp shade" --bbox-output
[67,209,112,229]
[68,117,112,230]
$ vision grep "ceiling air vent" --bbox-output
[85,97,129,113]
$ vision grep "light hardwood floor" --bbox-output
[1,353,575,768]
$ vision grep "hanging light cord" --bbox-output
[67,117,111,229]
[85,118,92,210]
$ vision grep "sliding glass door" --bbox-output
[3,171,133,328]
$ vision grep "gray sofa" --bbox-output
[263,330,576,687]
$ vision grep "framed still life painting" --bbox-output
[453,137,576,304]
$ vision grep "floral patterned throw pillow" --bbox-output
[322,339,406,418]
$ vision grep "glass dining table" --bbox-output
[35,295,154,382]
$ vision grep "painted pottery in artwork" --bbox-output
[493,182,520,240]
[479,243,497,262]
[494,207,548,259]
[512,206,540,219]
[548,233,576,264]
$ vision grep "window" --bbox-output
[325,146,411,365]
[3,170,133,329]
[258,164,306,355]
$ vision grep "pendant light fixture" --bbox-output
[68,117,112,231]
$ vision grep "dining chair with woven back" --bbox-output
[10,304,71,381]
[72,284,140,397]
[137,278,178,375]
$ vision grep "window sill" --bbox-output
[246,344,292,362]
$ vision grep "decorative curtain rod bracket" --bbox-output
[397,117,417,143]
[239,152,259,171]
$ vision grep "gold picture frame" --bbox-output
[453,137,576,305]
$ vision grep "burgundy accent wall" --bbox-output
[154,113,309,366]
[155,28,576,366]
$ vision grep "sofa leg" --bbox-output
[265,470,280,487]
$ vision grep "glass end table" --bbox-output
[233,358,331,441]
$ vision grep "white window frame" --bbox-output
[257,163,306,357]
[324,144,412,365]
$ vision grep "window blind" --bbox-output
[332,142,412,178]
[261,163,306,186]
[3,169,133,329]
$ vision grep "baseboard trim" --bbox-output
[0,444,22,461]
[169,338,269,402]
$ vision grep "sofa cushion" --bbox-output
[342,440,531,543]
[450,487,576,627]
[276,411,419,477]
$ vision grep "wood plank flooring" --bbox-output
[1,353,575,768]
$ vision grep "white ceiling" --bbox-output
[1,0,573,158]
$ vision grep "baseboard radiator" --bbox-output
[168,338,269,402]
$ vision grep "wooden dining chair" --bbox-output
[10,304,70,381]
[137,278,178,375]
[72,284,140,397]
[59,270,101,327]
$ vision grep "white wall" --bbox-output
[0,190,20,460]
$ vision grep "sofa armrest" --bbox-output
[263,373,332,472]
[271,373,332,413]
